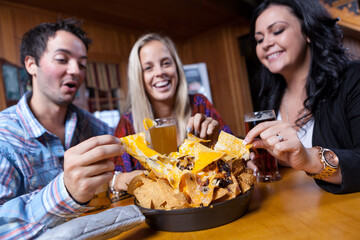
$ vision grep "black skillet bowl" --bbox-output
[134,187,253,232]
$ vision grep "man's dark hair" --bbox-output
[20,18,92,79]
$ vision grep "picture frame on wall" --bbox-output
[2,64,21,101]
[0,59,30,108]
[183,62,213,103]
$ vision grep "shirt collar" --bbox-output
[17,92,47,139]
[16,91,78,141]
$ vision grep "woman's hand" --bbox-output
[244,120,314,171]
[244,120,343,184]
[186,113,220,145]
[112,170,145,192]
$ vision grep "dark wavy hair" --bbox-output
[20,18,92,81]
[250,0,348,127]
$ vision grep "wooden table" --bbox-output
[110,168,360,240]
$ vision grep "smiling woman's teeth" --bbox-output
[155,81,170,87]
[268,52,281,60]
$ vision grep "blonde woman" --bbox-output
[113,33,231,183]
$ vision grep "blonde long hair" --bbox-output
[125,33,191,141]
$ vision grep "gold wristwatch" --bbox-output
[306,146,339,180]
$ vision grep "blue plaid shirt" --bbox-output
[0,92,114,239]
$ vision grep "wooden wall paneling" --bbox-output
[0,63,6,110]
[0,5,17,64]
[0,5,16,110]
[0,1,59,65]
[13,10,51,66]
[118,33,137,57]
[86,24,111,54]
[0,7,5,59]
[83,21,140,113]
[221,25,253,137]
[179,31,236,130]
[178,20,253,137]
[323,2,360,32]
[84,20,138,61]
[343,36,360,59]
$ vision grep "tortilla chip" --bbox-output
[186,133,206,142]
[168,151,186,159]
[127,174,148,195]
[214,131,252,160]
[134,178,189,210]
[238,181,252,193]
[237,172,256,193]
[231,159,245,177]
[191,142,224,173]
[147,170,157,181]
[133,181,157,209]
[155,179,190,209]
[119,132,160,170]
[212,187,228,201]
[225,173,241,198]
[238,172,256,186]
[179,171,218,207]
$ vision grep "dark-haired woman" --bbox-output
[244,0,360,193]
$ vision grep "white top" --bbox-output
[277,112,314,148]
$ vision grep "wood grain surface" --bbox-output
[109,167,360,240]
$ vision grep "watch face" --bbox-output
[324,150,339,168]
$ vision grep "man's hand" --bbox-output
[63,135,124,204]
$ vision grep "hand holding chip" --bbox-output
[186,113,220,147]
[63,135,124,204]
[244,120,314,172]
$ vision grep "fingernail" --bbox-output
[243,139,248,145]
[186,127,192,133]
[194,130,198,136]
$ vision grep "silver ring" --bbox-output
[276,134,284,142]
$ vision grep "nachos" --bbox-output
[120,131,255,210]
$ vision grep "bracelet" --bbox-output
[110,171,121,194]
[110,171,129,203]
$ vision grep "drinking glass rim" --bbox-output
[154,116,176,121]
[244,110,276,121]
[154,117,177,127]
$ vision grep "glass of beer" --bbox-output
[149,117,178,155]
[244,110,281,182]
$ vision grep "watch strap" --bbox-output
[306,146,338,180]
